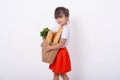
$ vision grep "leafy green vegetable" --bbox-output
[40,27,50,39]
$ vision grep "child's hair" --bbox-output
[54,7,69,19]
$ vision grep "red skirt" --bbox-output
[49,47,71,73]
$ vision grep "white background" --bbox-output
[0,0,120,80]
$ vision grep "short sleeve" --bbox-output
[61,27,70,39]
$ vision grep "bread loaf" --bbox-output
[46,30,54,44]
[53,27,63,44]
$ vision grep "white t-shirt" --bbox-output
[51,24,70,48]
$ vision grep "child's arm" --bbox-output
[46,38,66,51]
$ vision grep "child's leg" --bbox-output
[60,73,69,80]
[53,73,59,80]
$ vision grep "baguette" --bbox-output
[53,27,63,44]
[46,30,54,44]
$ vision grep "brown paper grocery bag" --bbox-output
[41,27,63,64]
[41,39,59,64]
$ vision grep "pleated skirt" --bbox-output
[49,47,71,73]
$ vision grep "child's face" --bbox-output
[55,14,68,26]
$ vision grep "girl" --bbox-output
[46,7,71,80]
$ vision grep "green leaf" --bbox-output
[40,27,50,39]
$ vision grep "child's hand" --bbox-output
[46,45,51,51]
